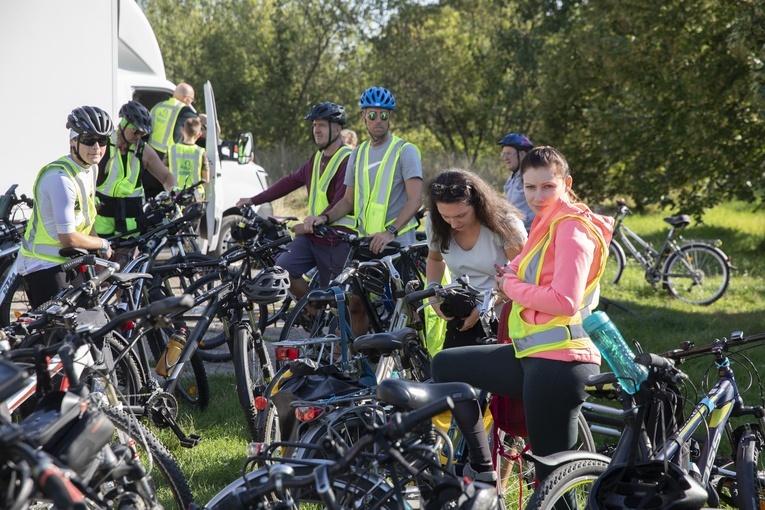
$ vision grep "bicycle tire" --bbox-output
[233,322,273,441]
[99,404,195,510]
[663,243,730,305]
[0,271,30,327]
[525,458,608,510]
[279,292,339,348]
[147,327,210,410]
[105,335,145,407]
[736,428,765,510]
[204,463,403,509]
[253,364,291,444]
[603,240,626,285]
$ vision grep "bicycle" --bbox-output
[2,293,197,509]
[195,378,504,510]
[602,198,731,305]
[526,330,765,510]
[0,185,33,326]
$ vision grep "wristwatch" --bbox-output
[386,225,399,237]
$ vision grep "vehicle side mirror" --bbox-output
[236,131,254,165]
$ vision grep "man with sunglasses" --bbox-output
[499,133,535,232]
[316,87,423,253]
[145,83,198,198]
[95,100,176,237]
[17,106,115,309]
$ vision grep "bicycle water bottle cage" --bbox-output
[663,215,691,229]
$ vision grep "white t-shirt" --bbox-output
[345,136,422,245]
[426,214,527,308]
[17,156,97,275]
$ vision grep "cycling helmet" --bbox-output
[119,100,153,135]
[497,133,533,151]
[242,267,290,304]
[359,87,396,110]
[304,102,347,126]
[588,461,708,510]
[66,106,114,136]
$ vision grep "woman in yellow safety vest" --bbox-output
[430,146,614,488]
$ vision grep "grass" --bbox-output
[152,200,764,508]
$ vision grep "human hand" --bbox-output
[236,197,252,208]
[432,301,452,322]
[291,223,306,236]
[369,230,395,254]
[457,307,480,332]
[302,215,322,234]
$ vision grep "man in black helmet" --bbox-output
[18,106,115,308]
[236,102,353,304]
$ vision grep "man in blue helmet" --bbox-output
[498,133,535,232]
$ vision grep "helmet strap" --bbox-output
[317,122,341,151]
[71,139,90,166]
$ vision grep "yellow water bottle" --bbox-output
[156,328,187,377]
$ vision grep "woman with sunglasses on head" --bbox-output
[425,168,526,350]
[431,147,614,486]
[94,100,176,237]
[17,106,115,309]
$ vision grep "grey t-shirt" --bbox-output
[345,136,422,245]
[504,169,535,233]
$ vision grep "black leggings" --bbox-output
[430,343,598,483]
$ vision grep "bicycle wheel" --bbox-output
[525,458,608,510]
[233,322,274,441]
[603,240,626,285]
[147,327,210,410]
[279,293,339,345]
[0,271,30,326]
[663,243,730,305]
[99,405,195,510]
[736,427,765,510]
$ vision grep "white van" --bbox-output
[0,0,271,255]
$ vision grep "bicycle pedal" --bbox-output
[180,433,202,448]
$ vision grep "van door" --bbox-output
[202,81,223,254]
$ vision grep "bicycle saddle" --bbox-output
[377,378,476,411]
[353,327,418,356]
[663,215,691,229]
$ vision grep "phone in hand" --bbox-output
[494,263,506,276]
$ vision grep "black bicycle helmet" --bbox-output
[359,87,396,110]
[588,461,708,510]
[66,106,114,136]
[242,267,290,304]
[304,102,347,126]
[119,100,154,134]
[497,133,533,151]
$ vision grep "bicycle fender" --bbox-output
[522,449,611,471]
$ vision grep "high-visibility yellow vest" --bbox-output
[148,97,184,154]
[168,143,206,200]
[97,134,143,198]
[509,213,608,358]
[353,136,419,235]
[307,146,354,229]
[20,157,97,264]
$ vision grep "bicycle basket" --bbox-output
[359,264,389,296]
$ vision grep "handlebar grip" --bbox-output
[60,254,96,272]
[634,352,674,369]
[405,287,438,303]
[147,294,195,317]
[38,464,86,509]
[388,396,454,440]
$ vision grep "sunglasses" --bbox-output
[126,123,146,137]
[431,182,472,198]
[79,135,110,147]
[366,111,390,121]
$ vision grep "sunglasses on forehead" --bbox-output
[431,182,472,198]
[366,111,389,121]
[79,135,110,147]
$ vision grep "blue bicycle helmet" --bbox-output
[497,133,533,151]
[304,102,347,126]
[359,87,396,110]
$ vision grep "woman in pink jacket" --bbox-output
[431,146,614,486]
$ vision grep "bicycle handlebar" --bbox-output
[661,331,765,361]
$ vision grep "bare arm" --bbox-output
[143,145,176,190]
[58,231,112,258]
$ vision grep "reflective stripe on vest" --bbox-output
[353,136,418,235]
[509,214,608,358]
[20,158,97,263]
[148,98,184,153]
[307,146,355,229]
[168,143,204,187]
[97,134,143,198]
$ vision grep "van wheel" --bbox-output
[214,215,242,258]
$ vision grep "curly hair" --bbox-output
[426,168,526,254]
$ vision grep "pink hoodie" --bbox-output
[502,198,614,363]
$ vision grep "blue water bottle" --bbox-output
[583,311,648,394]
